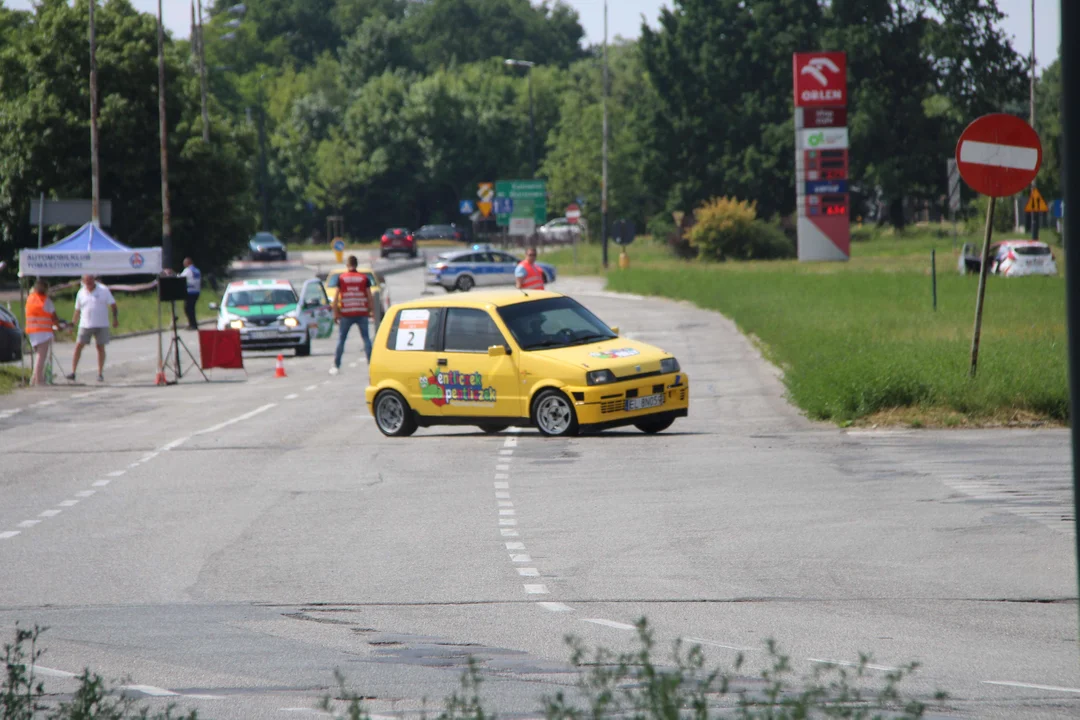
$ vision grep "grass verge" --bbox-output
[0,364,29,394]
[588,227,1067,427]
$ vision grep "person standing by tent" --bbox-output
[179,257,202,330]
[25,279,62,386]
[67,274,118,383]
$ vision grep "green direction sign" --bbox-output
[495,179,547,227]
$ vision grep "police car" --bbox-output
[209,278,333,356]
[426,246,557,292]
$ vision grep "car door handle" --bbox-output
[437,358,448,366]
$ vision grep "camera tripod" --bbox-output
[162,300,208,384]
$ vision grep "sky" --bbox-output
[5,0,1063,69]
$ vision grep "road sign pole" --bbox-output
[931,249,937,311]
[969,196,996,377]
[1058,0,1080,636]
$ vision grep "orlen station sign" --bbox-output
[793,51,849,262]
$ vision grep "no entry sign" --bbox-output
[955,114,1042,198]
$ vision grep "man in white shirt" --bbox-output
[67,274,118,383]
[179,257,202,330]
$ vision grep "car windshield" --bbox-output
[252,234,280,246]
[497,296,617,351]
[226,288,296,307]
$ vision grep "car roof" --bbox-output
[227,278,294,290]
[394,289,563,311]
[992,240,1050,248]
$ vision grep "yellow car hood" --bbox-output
[531,338,671,377]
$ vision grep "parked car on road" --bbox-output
[248,232,287,261]
[537,217,582,244]
[412,224,467,243]
[365,290,688,437]
[0,305,22,362]
[425,248,556,292]
[380,228,417,258]
[210,278,332,356]
[959,240,1058,277]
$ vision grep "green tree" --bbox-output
[1034,58,1062,200]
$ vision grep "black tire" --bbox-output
[282,251,288,261]
[531,389,579,437]
[478,424,509,434]
[381,250,389,259]
[296,336,311,357]
[455,275,475,292]
[635,417,675,434]
[374,389,418,437]
[409,249,418,259]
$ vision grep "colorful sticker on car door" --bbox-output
[396,309,429,350]
[420,370,497,406]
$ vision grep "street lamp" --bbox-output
[504,58,537,177]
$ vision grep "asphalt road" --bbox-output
[0,264,1076,719]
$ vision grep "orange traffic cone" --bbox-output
[275,354,287,378]
[155,370,168,386]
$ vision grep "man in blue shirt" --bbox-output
[179,257,202,330]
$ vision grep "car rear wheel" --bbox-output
[455,275,475,292]
[635,417,674,434]
[532,389,578,437]
[374,390,417,437]
[478,424,509,434]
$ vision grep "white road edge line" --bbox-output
[122,684,179,697]
[162,404,278,453]
[684,637,756,652]
[26,665,77,678]
[982,680,1080,694]
[583,618,636,630]
[809,658,902,673]
[537,602,573,612]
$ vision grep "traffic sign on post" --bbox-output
[459,200,475,215]
[955,113,1043,379]
[955,113,1042,198]
[947,159,961,212]
[477,182,494,217]
[566,203,581,224]
[495,180,546,227]
[1025,187,1049,213]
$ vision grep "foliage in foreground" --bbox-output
[325,620,945,720]
[2,625,197,720]
[689,198,794,262]
[6,621,945,719]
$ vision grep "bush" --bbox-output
[689,197,794,261]
[965,194,1017,234]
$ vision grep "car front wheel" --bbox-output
[532,389,578,437]
[635,417,674,434]
[456,275,475,292]
[374,390,418,437]
[296,336,311,357]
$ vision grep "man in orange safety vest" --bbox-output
[24,279,62,386]
[515,247,545,290]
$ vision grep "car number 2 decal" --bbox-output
[396,309,430,351]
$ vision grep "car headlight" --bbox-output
[660,357,680,374]
[586,369,617,386]
[283,317,299,327]
[229,319,244,329]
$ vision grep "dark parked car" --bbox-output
[0,305,23,362]
[248,232,287,261]
[412,224,468,243]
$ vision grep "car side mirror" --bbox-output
[610,326,620,336]
[488,345,510,357]
[208,302,219,310]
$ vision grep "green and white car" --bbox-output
[209,278,333,356]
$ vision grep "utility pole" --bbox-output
[601,0,609,269]
[1030,0,1039,240]
[1058,0,1080,638]
[527,71,536,177]
[157,0,173,268]
[89,0,101,227]
[197,0,210,142]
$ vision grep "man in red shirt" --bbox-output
[330,255,374,375]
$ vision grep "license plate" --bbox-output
[626,393,664,411]
[250,330,277,339]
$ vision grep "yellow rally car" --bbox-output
[365,290,689,437]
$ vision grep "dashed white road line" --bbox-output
[17,520,41,528]
[58,500,79,508]
[517,568,540,576]
[537,602,573,612]
[75,491,96,498]
[122,684,179,697]
[305,384,318,391]
[495,473,510,480]
[39,510,61,518]
[498,518,517,526]
[0,531,20,540]
[505,542,526,550]
[107,470,126,477]
[494,481,509,489]
[27,665,77,678]
[285,393,299,400]
[92,480,111,487]
[510,554,531,562]
[496,464,510,471]
[349,362,358,368]
[523,584,549,594]
[500,529,519,536]
[498,449,514,456]
[583,619,636,630]
[982,680,1080,694]
[499,509,516,515]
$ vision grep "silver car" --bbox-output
[425,248,557,292]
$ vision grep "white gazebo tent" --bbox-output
[17,223,163,385]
